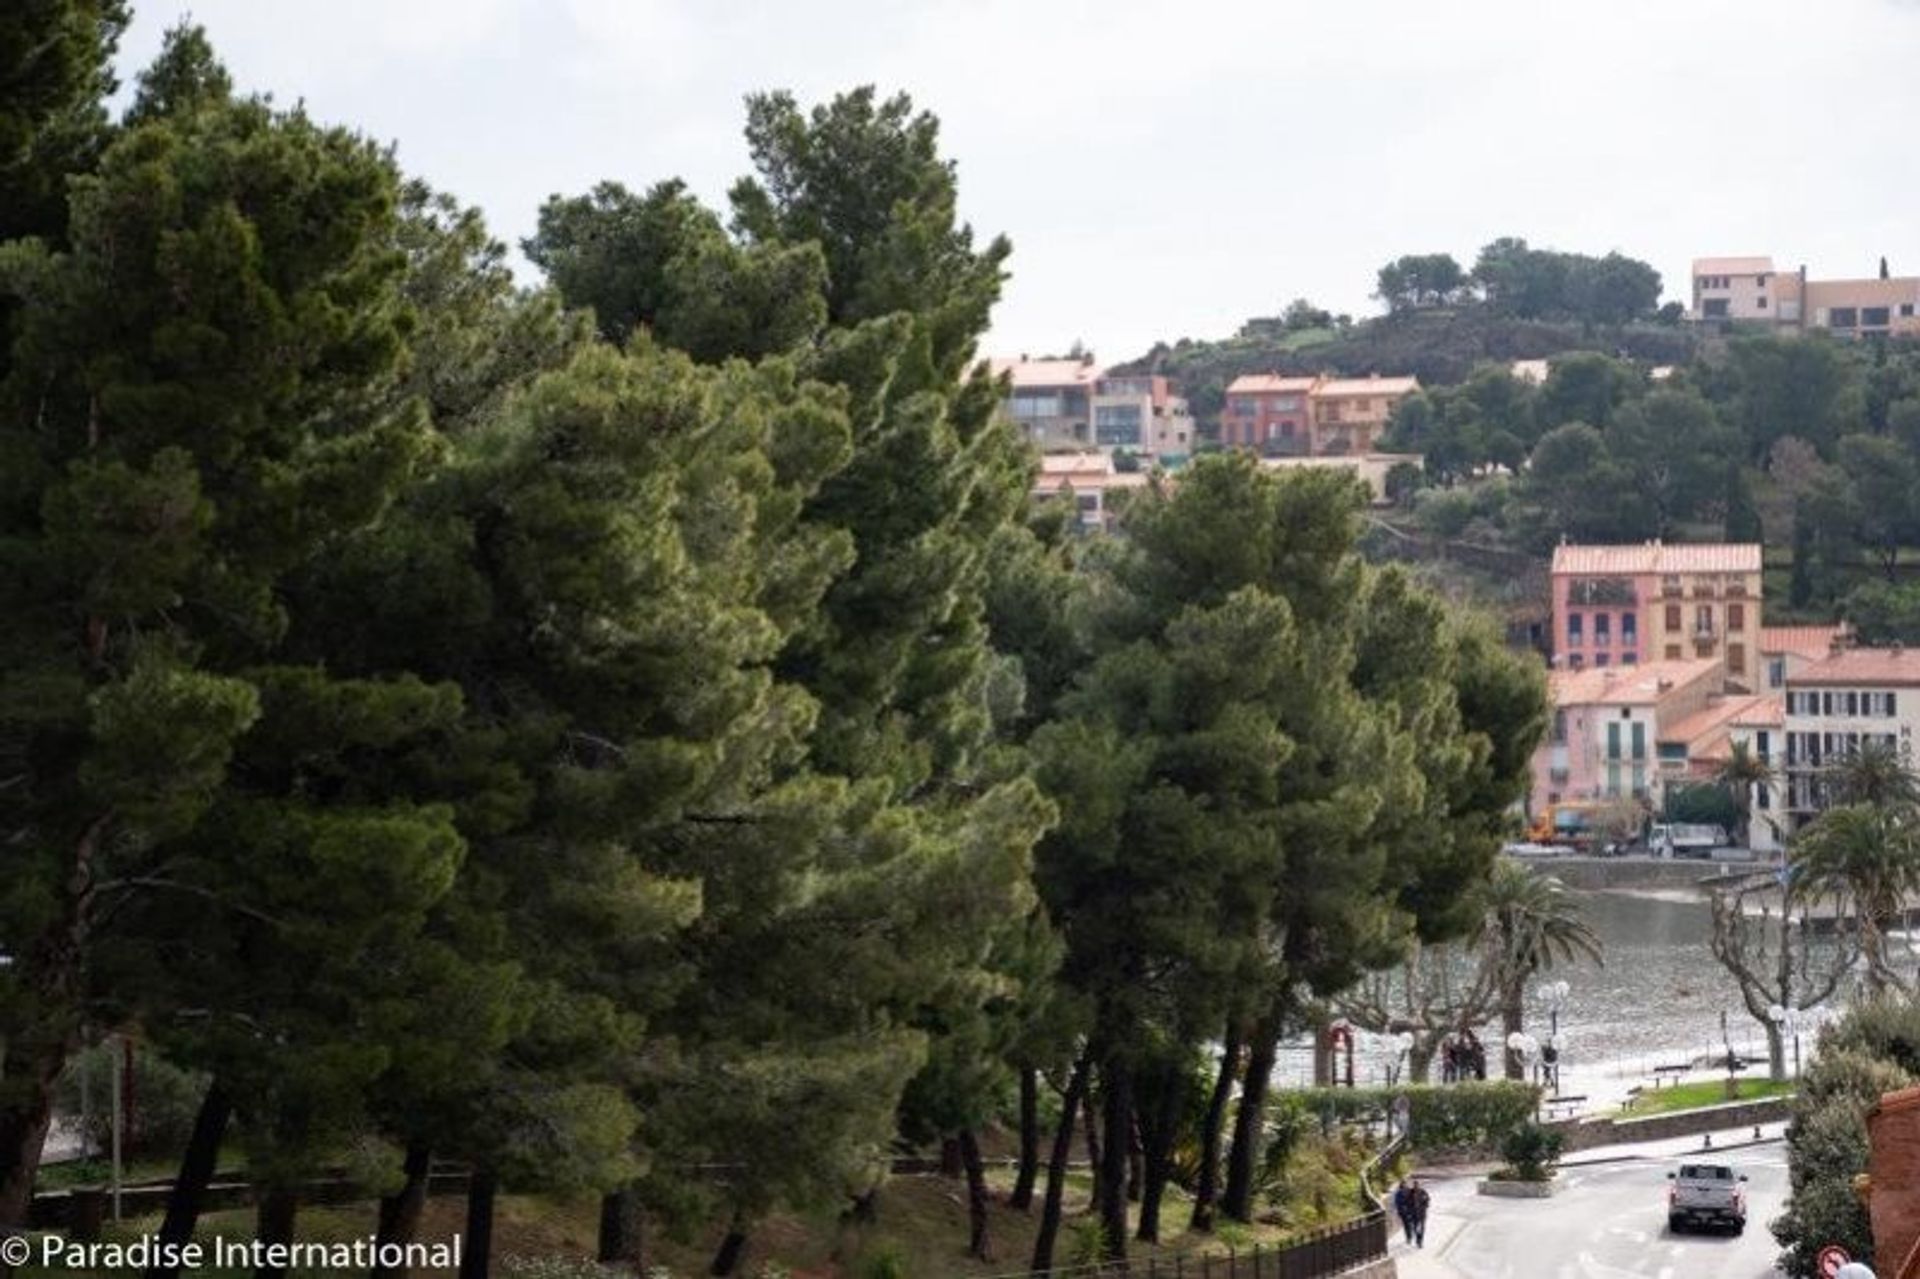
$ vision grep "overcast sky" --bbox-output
[116,0,1920,364]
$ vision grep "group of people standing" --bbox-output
[1438,1028,1488,1082]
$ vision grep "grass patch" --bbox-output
[1627,1077,1793,1117]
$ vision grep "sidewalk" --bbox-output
[1387,1210,1468,1278]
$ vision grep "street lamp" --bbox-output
[1769,1004,1804,1078]
[1536,981,1570,1092]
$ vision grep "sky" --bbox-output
[114,0,1920,365]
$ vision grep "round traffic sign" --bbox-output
[1815,1243,1850,1277]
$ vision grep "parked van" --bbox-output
[1649,823,1729,859]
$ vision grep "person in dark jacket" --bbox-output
[1392,1177,1416,1244]
[1405,1177,1431,1247]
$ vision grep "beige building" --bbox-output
[1690,255,1920,337]
[1783,646,1920,826]
[1550,541,1764,688]
[1310,375,1421,453]
[1031,452,1152,531]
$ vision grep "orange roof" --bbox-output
[1759,624,1851,661]
[1314,376,1420,398]
[1225,374,1319,395]
[1693,256,1775,276]
[1549,658,1722,707]
[990,356,1103,389]
[1551,541,1763,576]
[1660,695,1782,749]
[1790,646,1920,688]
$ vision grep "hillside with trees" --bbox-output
[1111,238,1694,425]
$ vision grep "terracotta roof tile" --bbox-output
[1225,374,1320,395]
[1692,256,1775,276]
[989,356,1103,388]
[1549,658,1722,707]
[1759,624,1851,661]
[1314,376,1420,398]
[1790,646,1920,688]
[1550,542,1763,576]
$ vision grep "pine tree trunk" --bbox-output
[1136,1064,1184,1243]
[708,1218,750,1278]
[1081,1086,1103,1215]
[372,1142,433,1279]
[458,1167,497,1279]
[253,1188,298,1279]
[1125,1114,1142,1205]
[1097,1057,1132,1263]
[598,1186,644,1273]
[1008,1067,1040,1211]
[0,817,108,1251]
[145,1081,233,1279]
[959,1130,992,1261]
[1030,1051,1090,1276]
[1190,1022,1241,1232]
[1222,1010,1279,1223]
[939,1136,963,1178]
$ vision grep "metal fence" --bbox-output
[971,1217,1389,1279]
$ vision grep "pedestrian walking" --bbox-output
[1406,1176,1431,1248]
[1392,1176,1415,1244]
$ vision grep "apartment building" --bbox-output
[1220,374,1317,453]
[1551,541,1764,686]
[1690,255,1920,337]
[1533,658,1725,811]
[993,357,1196,460]
[1220,372,1421,456]
[1783,646,1920,826]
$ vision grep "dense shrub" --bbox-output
[1771,1045,1914,1277]
[1280,1081,1539,1152]
[1497,1122,1563,1181]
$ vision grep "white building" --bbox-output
[1783,646,1920,827]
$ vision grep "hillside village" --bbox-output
[1004,249,1920,858]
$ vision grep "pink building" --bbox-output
[1550,542,1763,686]
[1533,658,1724,813]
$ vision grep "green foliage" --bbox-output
[1773,1045,1914,1276]
[1284,1082,1540,1152]
[1376,253,1467,311]
[1496,1121,1563,1181]
[855,1242,908,1279]
[1663,782,1741,828]
[1473,237,1662,326]
[0,0,128,243]
[54,1043,209,1161]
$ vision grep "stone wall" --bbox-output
[1869,1085,1920,1273]
[1555,1095,1793,1152]
[1519,857,1754,893]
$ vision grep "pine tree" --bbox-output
[0,0,128,244]
[0,91,430,1231]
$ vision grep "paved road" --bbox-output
[1399,1141,1788,1279]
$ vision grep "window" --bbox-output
[1595,614,1611,647]
[1631,722,1646,761]
[1569,653,1585,669]
[1703,299,1730,318]
[1551,710,1567,744]
[1863,307,1891,328]
[1567,613,1584,646]
[1695,605,1714,636]
[1595,653,1609,667]
[1887,692,1900,717]
[1665,604,1682,630]
[1901,303,1915,318]
[1757,296,1768,309]
[1846,691,1859,717]
[1831,307,1859,329]
[1607,722,1621,761]
[1768,657,1786,689]
[1728,603,1745,631]
[1729,643,1745,675]
[1270,396,1300,412]
[1756,730,1771,760]
[1658,743,1689,763]
[1094,403,1144,446]
[1622,652,1637,665]
[1009,393,1063,420]
[1622,611,1637,646]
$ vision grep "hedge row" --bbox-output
[1275,1081,1541,1151]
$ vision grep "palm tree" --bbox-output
[1475,859,1604,1079]
[1823,738,1920,809]
[1715,740,1777,853]
[1790,803,1920,993]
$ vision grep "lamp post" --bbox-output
[1536,981,1570,1093]
[1768,1004,1803,1079]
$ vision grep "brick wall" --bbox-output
[1869,1085,1920,1273]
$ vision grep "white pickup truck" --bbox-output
[1666,1162,1748,1234]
